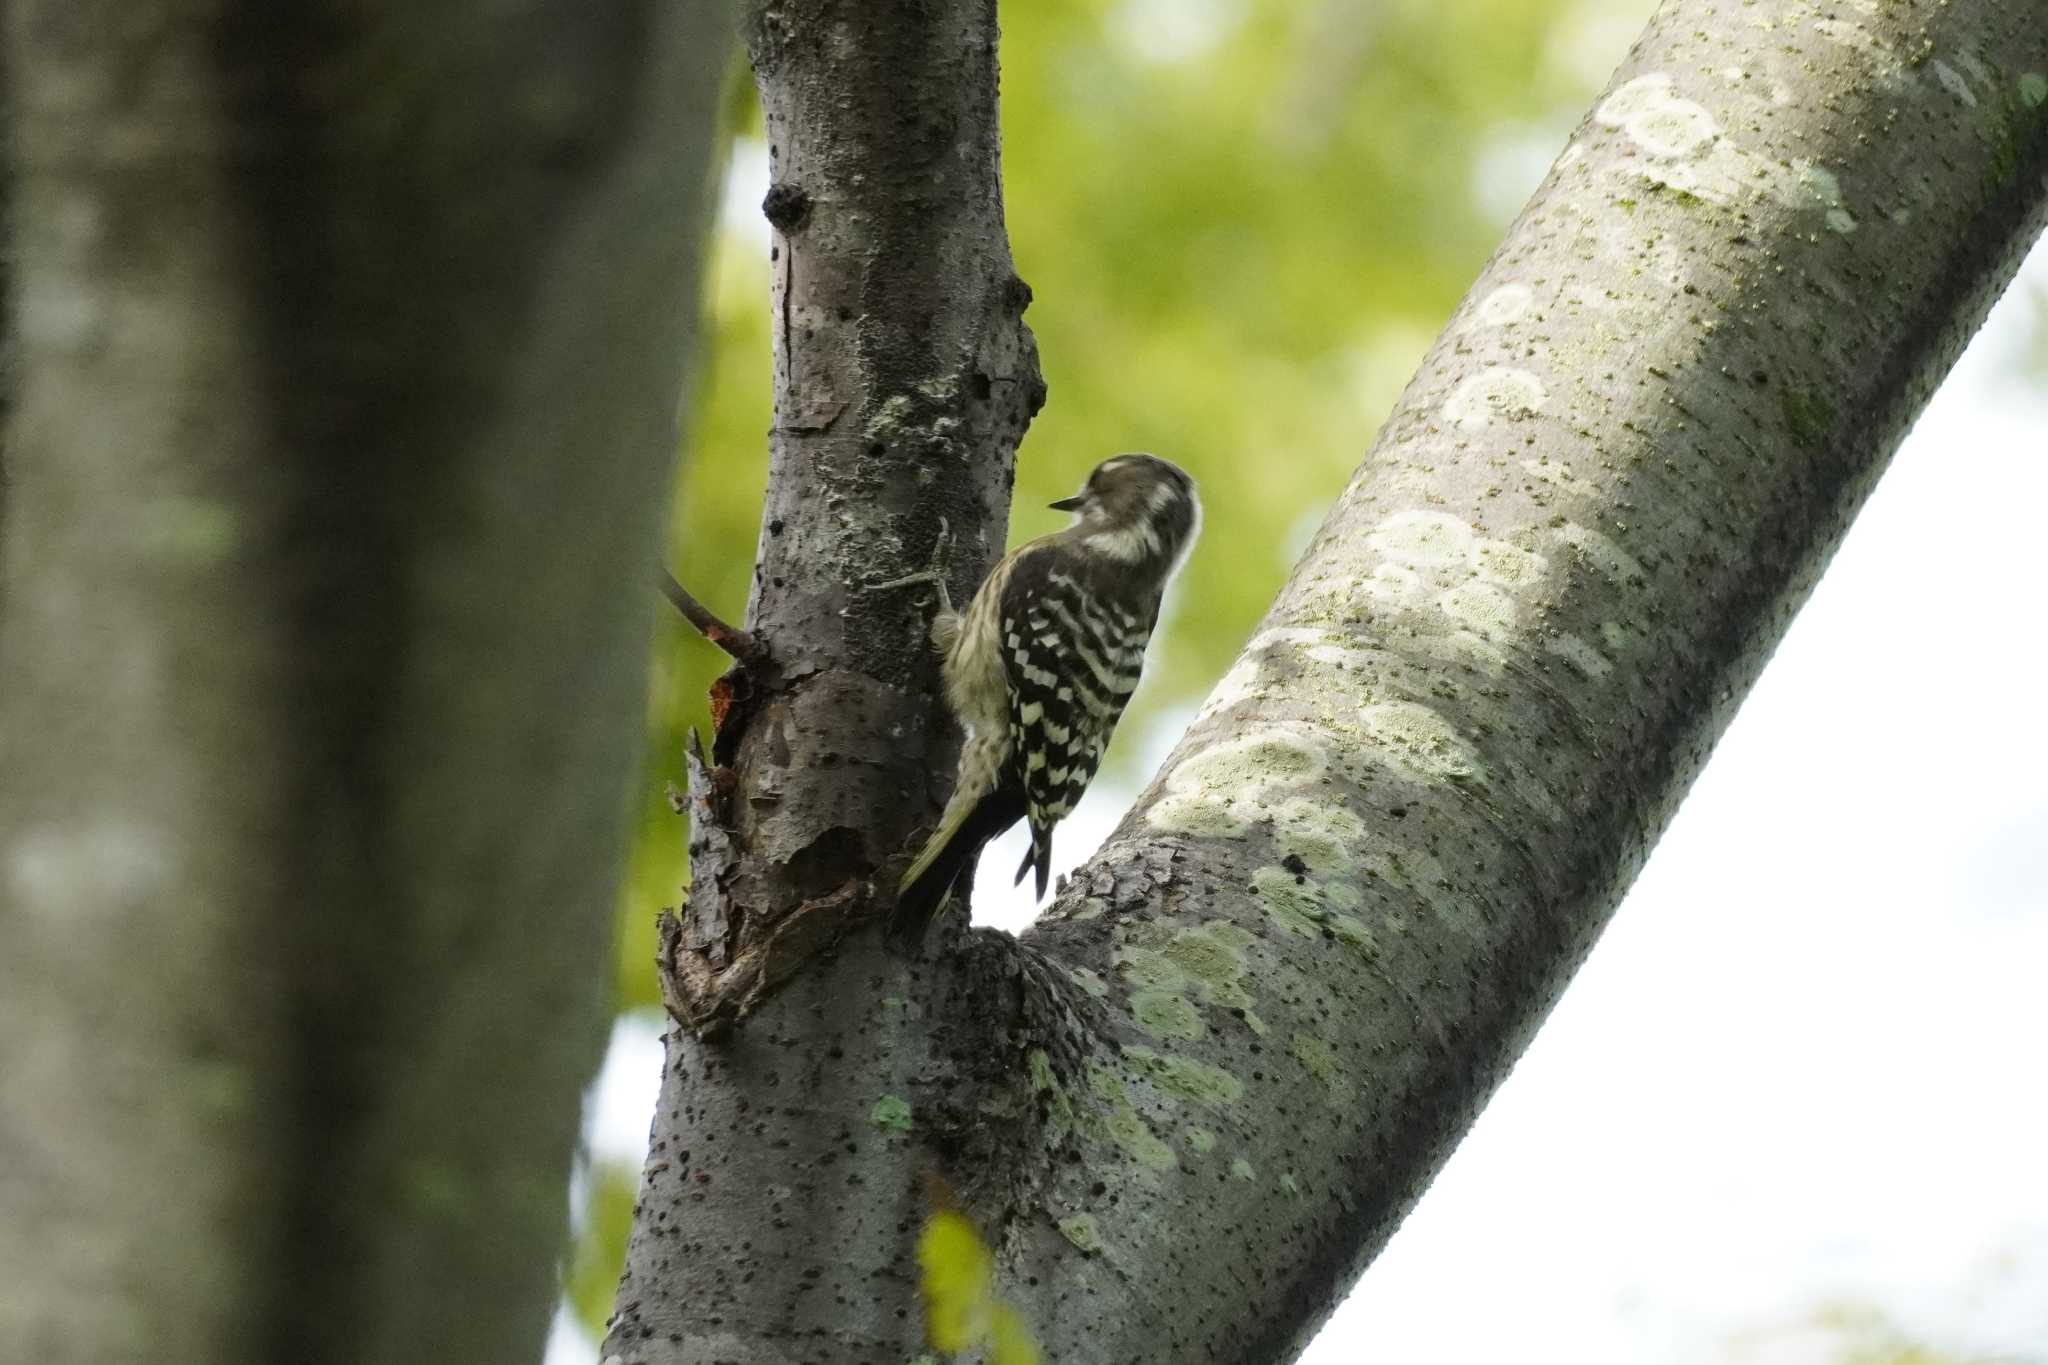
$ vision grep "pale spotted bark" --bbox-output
[0,4,734,1363]
[609,1,2047,1362]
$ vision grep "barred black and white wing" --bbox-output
[1000,555,1156,898]
[890,452,1198,950]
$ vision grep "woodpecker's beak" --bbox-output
[1049,495,1085,512]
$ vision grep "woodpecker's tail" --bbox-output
[890,785,1026,950]
[1012,823,1053,902]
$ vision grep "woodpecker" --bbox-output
[883,453,1200,947]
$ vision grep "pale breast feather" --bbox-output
[942,550,1018,745]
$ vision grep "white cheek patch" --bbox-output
[1086,524,1160,562]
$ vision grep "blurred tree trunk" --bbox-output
[605,1,2048,1362]
[0,4,734,1365]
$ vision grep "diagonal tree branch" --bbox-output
[1006,8,2048,1354]
[607,1,2048,1361]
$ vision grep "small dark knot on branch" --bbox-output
[762,182,812,235]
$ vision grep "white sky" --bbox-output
[555,203,2048,1365]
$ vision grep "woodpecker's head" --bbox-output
[1050,453,1200,571]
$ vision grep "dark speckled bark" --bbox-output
[611,2,2047,1363]
[655,0,1045,1037]
[608,0,1049,1360]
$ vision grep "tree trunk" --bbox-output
[0,5,734,1364]
[608,1,2048,1361]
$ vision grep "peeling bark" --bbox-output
[0,4,734,1363]
[610,2,2048,1362]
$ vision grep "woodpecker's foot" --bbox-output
[864,518,954,616]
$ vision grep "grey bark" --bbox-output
[607,2,2048,1363]
[655,0,1043,1032]
[0,5,734,1365]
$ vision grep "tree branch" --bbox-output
[635,0,1044,1032]
[656,568,766,665]
[606,1,2048,1362]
